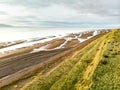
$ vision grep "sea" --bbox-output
[0,27,98,42]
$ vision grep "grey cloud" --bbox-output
[4,0,119,16]
[0,11,8,15]
[0,23,13,27]
[0,0,120,28]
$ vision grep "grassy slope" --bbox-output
[21,38,100,90]
[21,30,113,90]
[90,30,120,90]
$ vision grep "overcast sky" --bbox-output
[0,0,120,28]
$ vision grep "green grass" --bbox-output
[49,42,100,90]
[90,30,120,90]
[90,56,120,90]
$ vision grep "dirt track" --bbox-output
[0,48,70,78]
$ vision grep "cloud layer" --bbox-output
[0,0,120,28]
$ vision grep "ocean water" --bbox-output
[0,28,96,42]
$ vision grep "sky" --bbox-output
[0,0,120,28]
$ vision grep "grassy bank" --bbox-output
[21,30,112,90]
[90,30,120,90]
